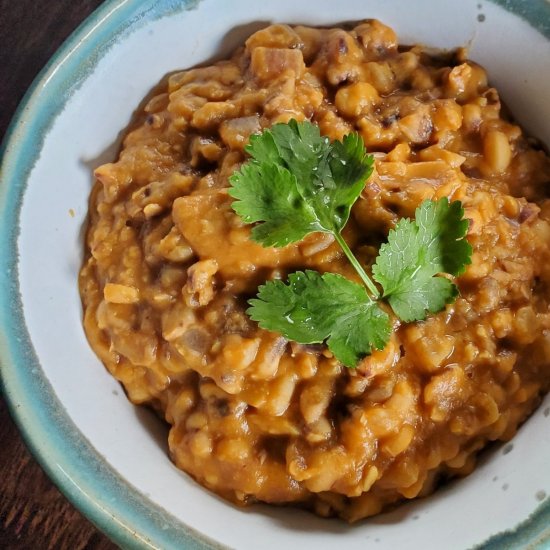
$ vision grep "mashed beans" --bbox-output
[79,21,550,521]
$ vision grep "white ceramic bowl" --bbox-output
[1,1,549,548]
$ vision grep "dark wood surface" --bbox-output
[0,1,117,548]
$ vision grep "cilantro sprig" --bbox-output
[230,119,378,295]
[248,270,391,367]
[229,120,472,367]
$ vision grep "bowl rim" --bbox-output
[0,1,549,549]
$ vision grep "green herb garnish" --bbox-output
[372,198,472,323]
[248,270,391,368]
[229,120,472,367]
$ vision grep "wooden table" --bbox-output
[0,1,117,547]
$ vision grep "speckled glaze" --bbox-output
[0,1,549,549]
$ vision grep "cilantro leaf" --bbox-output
[228,120,374,245]
[372,198,472,322]
[326,132,375,230]
[382,273,458,323]
[248,270,391,367]
[415,197,472,276]
[229,162,322,246]
[248,119,332,191]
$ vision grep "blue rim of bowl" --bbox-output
[0,1,548,549]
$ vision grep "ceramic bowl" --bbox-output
[1,1,549,548]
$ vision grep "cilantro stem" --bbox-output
[333,232,380,299]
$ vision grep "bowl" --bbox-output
[1,0,549,548]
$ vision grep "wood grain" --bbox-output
[1,0,117,548]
